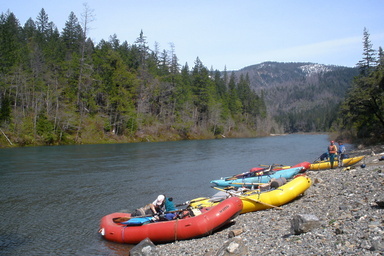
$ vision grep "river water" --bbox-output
[0,134,343,255]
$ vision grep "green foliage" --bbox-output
[0,9,272,146]
[0,94,11,124]
[338,70,384,141]
[336,29,384,143]
[125,117,138,136]
[0,11,23,72]
[36,113,56,144]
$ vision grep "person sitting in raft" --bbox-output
[163,197,177,220]
[131,194,166,217]
[131,195,177,221]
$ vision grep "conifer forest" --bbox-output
[0,9,383,147]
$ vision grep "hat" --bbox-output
[330,141,334,143]
[155,195,165,205]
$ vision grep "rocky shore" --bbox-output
[152,145,384,256]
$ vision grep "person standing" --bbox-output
[338,141,347,167]
[328,141,338,169]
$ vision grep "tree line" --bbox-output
[0,8,268,146]
[335,28,384,144]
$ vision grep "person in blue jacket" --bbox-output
[338,141,347,167]
[164,197,177,220]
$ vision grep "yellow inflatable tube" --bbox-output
[310,156,364,170]
[190,175,312,214]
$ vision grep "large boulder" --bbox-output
[129,238,160,256]
[290,214,321,235]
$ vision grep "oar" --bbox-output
[260,164,284,168]
[113,209,186,223]
[313,155,322,163]
[231,182,265,185]
[176,197,209,207]
[212,187,282,210]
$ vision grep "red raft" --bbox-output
[247,161,311,176]
[98,197,243,244]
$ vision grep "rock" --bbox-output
[370,236,384,251]
[290,214,321,235]
[214,237,248,256]
[155,148,384,256]
[375,200,384,208]
[228,228,244,238]
[373,196,384,208]
[129,238,160,256]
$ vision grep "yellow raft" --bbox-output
[310,155,364,170]
[190,175,312,214]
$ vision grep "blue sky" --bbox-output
[2,0,384,70]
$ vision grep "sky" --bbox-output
[2,0,384,71]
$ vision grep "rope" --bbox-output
[122,226,127,243]
[174,218,179,241]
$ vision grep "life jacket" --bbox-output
[328,145,337,154]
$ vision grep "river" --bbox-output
[0,134,345,255]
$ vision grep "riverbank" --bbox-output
[0,126,267,148]
[155,145,384,255]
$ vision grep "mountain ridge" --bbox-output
[231,61,359,132]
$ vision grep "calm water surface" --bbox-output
[0,134,344,255]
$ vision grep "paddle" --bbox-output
[212,187,282,210]
[231,182,264,185]
[260,164,284,168]
[175,197,209,207]
[227,164,274,181]
[313,157,320,163]
[113,209,186,223]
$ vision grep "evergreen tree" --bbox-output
[61,11,84,55]
[36,8,49,35]
[135,30,149,68]
[338,28,384,141]
[227,72,241,115]
[0,94,11,124]
[191,57,215,125]
[357,28,377,76]
[0,11,22,72]
[378,47,384,67]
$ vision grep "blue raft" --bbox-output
[210,166,303,188]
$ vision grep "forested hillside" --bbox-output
[0,9,270,147]
[1,9,383,147]
[234,62,359,133]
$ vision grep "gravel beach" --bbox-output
[155,145,384,256]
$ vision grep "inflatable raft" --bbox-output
[210,166,303,188]
[98,197,242,244]
[310,155,364,170]
[191,175,312,214]
[247,161,311,174]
